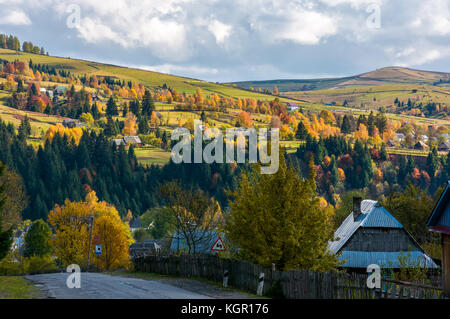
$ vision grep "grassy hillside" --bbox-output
[230,66,450,92]
[0,48,296,102]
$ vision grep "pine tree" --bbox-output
[295,121,309,140]
[24,219,52,257]
[141,90,154,116]
[0,164,12,261]
[106,96,118,116]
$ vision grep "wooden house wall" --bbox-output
[342,228,420,252]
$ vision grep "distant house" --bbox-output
[286,102,298,111]
[427,182,450,297]
[123,136,142,146]
[419,135,429,142]
[62,119,87,129]
[129,240,162,257]
[129,218,142,232]
[414,141,428,150]
[438,141,450,152]
[395,133,405,141]
[112,139,126,147]
[170,230,225,254]
[91,93,100,102]
[387,140,396,147]
[54,86,67,96]
[329,197,437,270]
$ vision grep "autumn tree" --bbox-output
[159,181,222,254]
[48,191,133,270]
[235,111,252,128]
[224,153,340,271]
[0,164,27,232]
[122,113,138,136]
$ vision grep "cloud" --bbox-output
[208,19,232,44]
[0,9,31,25]
[0,0,449,81]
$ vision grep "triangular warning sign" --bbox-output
[211,236,226,251]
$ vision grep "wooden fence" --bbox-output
[132,254,442,299]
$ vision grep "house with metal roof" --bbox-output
[329,197,437,270]
[123,135,142,146]
[170,230,225,254]
[427,181,450,296]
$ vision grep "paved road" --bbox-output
[25,272,212,299]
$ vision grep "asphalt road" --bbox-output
[25,272,212,299]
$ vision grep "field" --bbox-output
[134,146,172,166]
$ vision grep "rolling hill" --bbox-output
[230,67,450,92]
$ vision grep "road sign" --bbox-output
[211,237,226,252]
[95,244,102,255]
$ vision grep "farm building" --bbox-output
[414,141,428,150]
[286,102,298,111]
[54,86,67,96]
[111,138,126,147]
[438,141,450,152]
[129,240,162,257]
[329,197,437,271]
[62,119,87,129]
[170,230,225,254]
[427,181,450,297]
[123,135,142,146]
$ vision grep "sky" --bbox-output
[0,0,449,82]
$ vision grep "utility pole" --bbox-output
[87,215,94,268]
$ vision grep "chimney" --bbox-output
[353,197,362,221]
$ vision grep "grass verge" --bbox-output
[0,276,44,299]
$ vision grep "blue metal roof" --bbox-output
[427,181,450,228]
[329,200,402,254]
[170,230,224,254]
[339,251,438,269]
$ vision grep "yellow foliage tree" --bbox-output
[48,191,134,270]
[45,124,83,145]
[122,113,138,136]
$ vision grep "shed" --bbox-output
[286,102,298,111]
[129,240,162,257]
[427,181,450,297]
[123,136,142,146]
[170,230,225,254]
[329,197,437,270]
[438,141,450,152]
[112,139,126,147]
[414,141,428,150]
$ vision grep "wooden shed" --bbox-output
[330,197,437,271]
[427,181,450,297]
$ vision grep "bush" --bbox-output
[0,253,58,275]
[25,254,58,274]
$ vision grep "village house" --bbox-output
[427,182,450,297]
[170,230,225,254]
[129,240,162,257]
[54,86,67,96]
[123,135,142,147]
[395,133,405,141]
[414,141,428,151]
[62,119,87,129]
[438,141,450,152]
[329,197,437,272]
[286,102,298,111]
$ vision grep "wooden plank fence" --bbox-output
[132,254,442,299]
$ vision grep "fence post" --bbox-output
[257,273,265,296]
[223,270,229,288]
